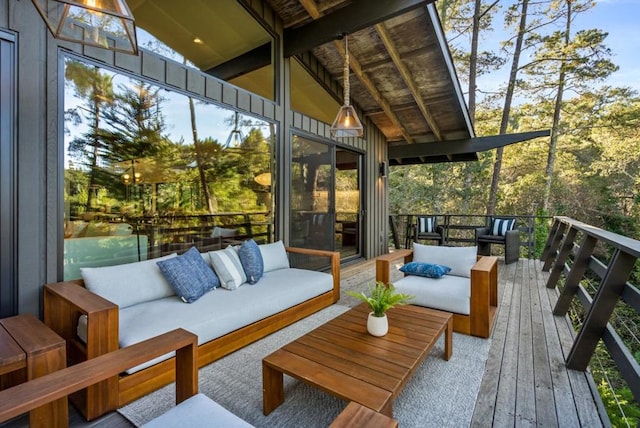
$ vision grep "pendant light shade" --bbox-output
[32,0,138,55]
[330,34,363,138]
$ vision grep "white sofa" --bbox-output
[44,242,340,420]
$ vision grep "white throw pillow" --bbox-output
[208,246,247,290]
[81,253,177,309]
[412,243,477,278]
[259,241,290,272]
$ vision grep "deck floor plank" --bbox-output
[515,258,536,427]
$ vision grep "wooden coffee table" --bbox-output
[262,303,452,417]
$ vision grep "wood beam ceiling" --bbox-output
[284,0,434,57]
[375,23,442,141]
[297,0,415,144]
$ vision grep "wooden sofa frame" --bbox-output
[0,328,198,428]
[375,249,498,338]
[43,246,340,421]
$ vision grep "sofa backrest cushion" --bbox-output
[413,243,477,278]
[81,253,177,308]
[209,246,247,290]
[238,239,264,284]
[156,247,219,303]
[259,241,290,272]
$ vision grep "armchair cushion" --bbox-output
[400,262,451,279]
[157,247,219,303]
[417,216,437,234]
[490,217,516,236]
[413,243,477,278]
[394,274,471,315]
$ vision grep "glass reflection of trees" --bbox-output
[63,58,274,279]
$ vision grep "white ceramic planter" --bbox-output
[367,312,389,337]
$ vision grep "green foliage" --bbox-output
[347,282,414,317]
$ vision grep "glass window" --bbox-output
[63,57,275,280]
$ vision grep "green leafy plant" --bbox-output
[347,281,414,317]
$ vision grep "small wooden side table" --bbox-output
[0,314,67,427]
[330,402,399,428]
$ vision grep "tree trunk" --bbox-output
[487,0,529,215]
[542,0,571,212]
[188,97,215,213]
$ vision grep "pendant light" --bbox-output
[225,112,245,149]
[32,0,138,55]
[330,34,363,138]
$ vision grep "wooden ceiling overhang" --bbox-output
[265,0,477,159]
[387,130,552,165]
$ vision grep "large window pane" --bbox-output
[63,58,275,280]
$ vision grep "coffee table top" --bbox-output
[263,303,452,416]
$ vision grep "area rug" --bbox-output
[119,305,490,427]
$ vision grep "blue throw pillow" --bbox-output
[400,262,451,279]
[238,239,264,285]
[157,247,220,303]
[490,217,516,236]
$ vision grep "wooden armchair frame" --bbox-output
[376,249,498,338]
[0,329,198,428]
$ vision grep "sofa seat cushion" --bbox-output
[393,275,470,315]
[115,267,333,373]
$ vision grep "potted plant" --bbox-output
[347,281,414,337]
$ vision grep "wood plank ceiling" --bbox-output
[266,0,475,160]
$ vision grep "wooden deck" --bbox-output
[2,257,608,427]
[471,258,608,427]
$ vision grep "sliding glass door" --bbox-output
[290,135,362,259]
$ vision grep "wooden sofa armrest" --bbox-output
[286,247,341,303]
[375,249,414,284]
[0,329,197,425]
[44,281,119,360]
[469,256,498,337]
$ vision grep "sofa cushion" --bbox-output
[157,247,219,303]
[238,239,263,284]
[81,253,177,309]
[413,243,477,278]
[400,262,451,279]
[209,247,247,290]
[490,217,516,236]
[118,267,334,373]
[259,241,290,272]
[141,393,253,428]
[394,274,470,315]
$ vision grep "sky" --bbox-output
[474,0,640,102]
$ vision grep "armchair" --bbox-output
[405,215,444,248]
[476,217,520,264]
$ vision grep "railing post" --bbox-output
[566,248,637,371]
[542,220,567,272]
[546,226,578,289]
[540,218,561,262]
[553,235,597,314]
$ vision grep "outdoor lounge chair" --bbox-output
[476,217,520,264]
[0,329,253,428]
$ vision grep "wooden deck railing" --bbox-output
[541,216,640,405]
[390,214,551,258]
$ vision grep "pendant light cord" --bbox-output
[343,34,350,107]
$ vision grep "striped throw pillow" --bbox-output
[418,216,437,234]
[208,246,247,290]
[490,217,516,236]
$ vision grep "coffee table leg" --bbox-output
[263,361,284,415]
[444,316,453,361]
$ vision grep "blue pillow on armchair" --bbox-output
[400,262,451,279]
[157,246,220,303]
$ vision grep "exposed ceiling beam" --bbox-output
[375,23,442,141]
[284,0,434,57]
[298,0,415,143]
[205,42,271,81]
[388,130,550,159]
